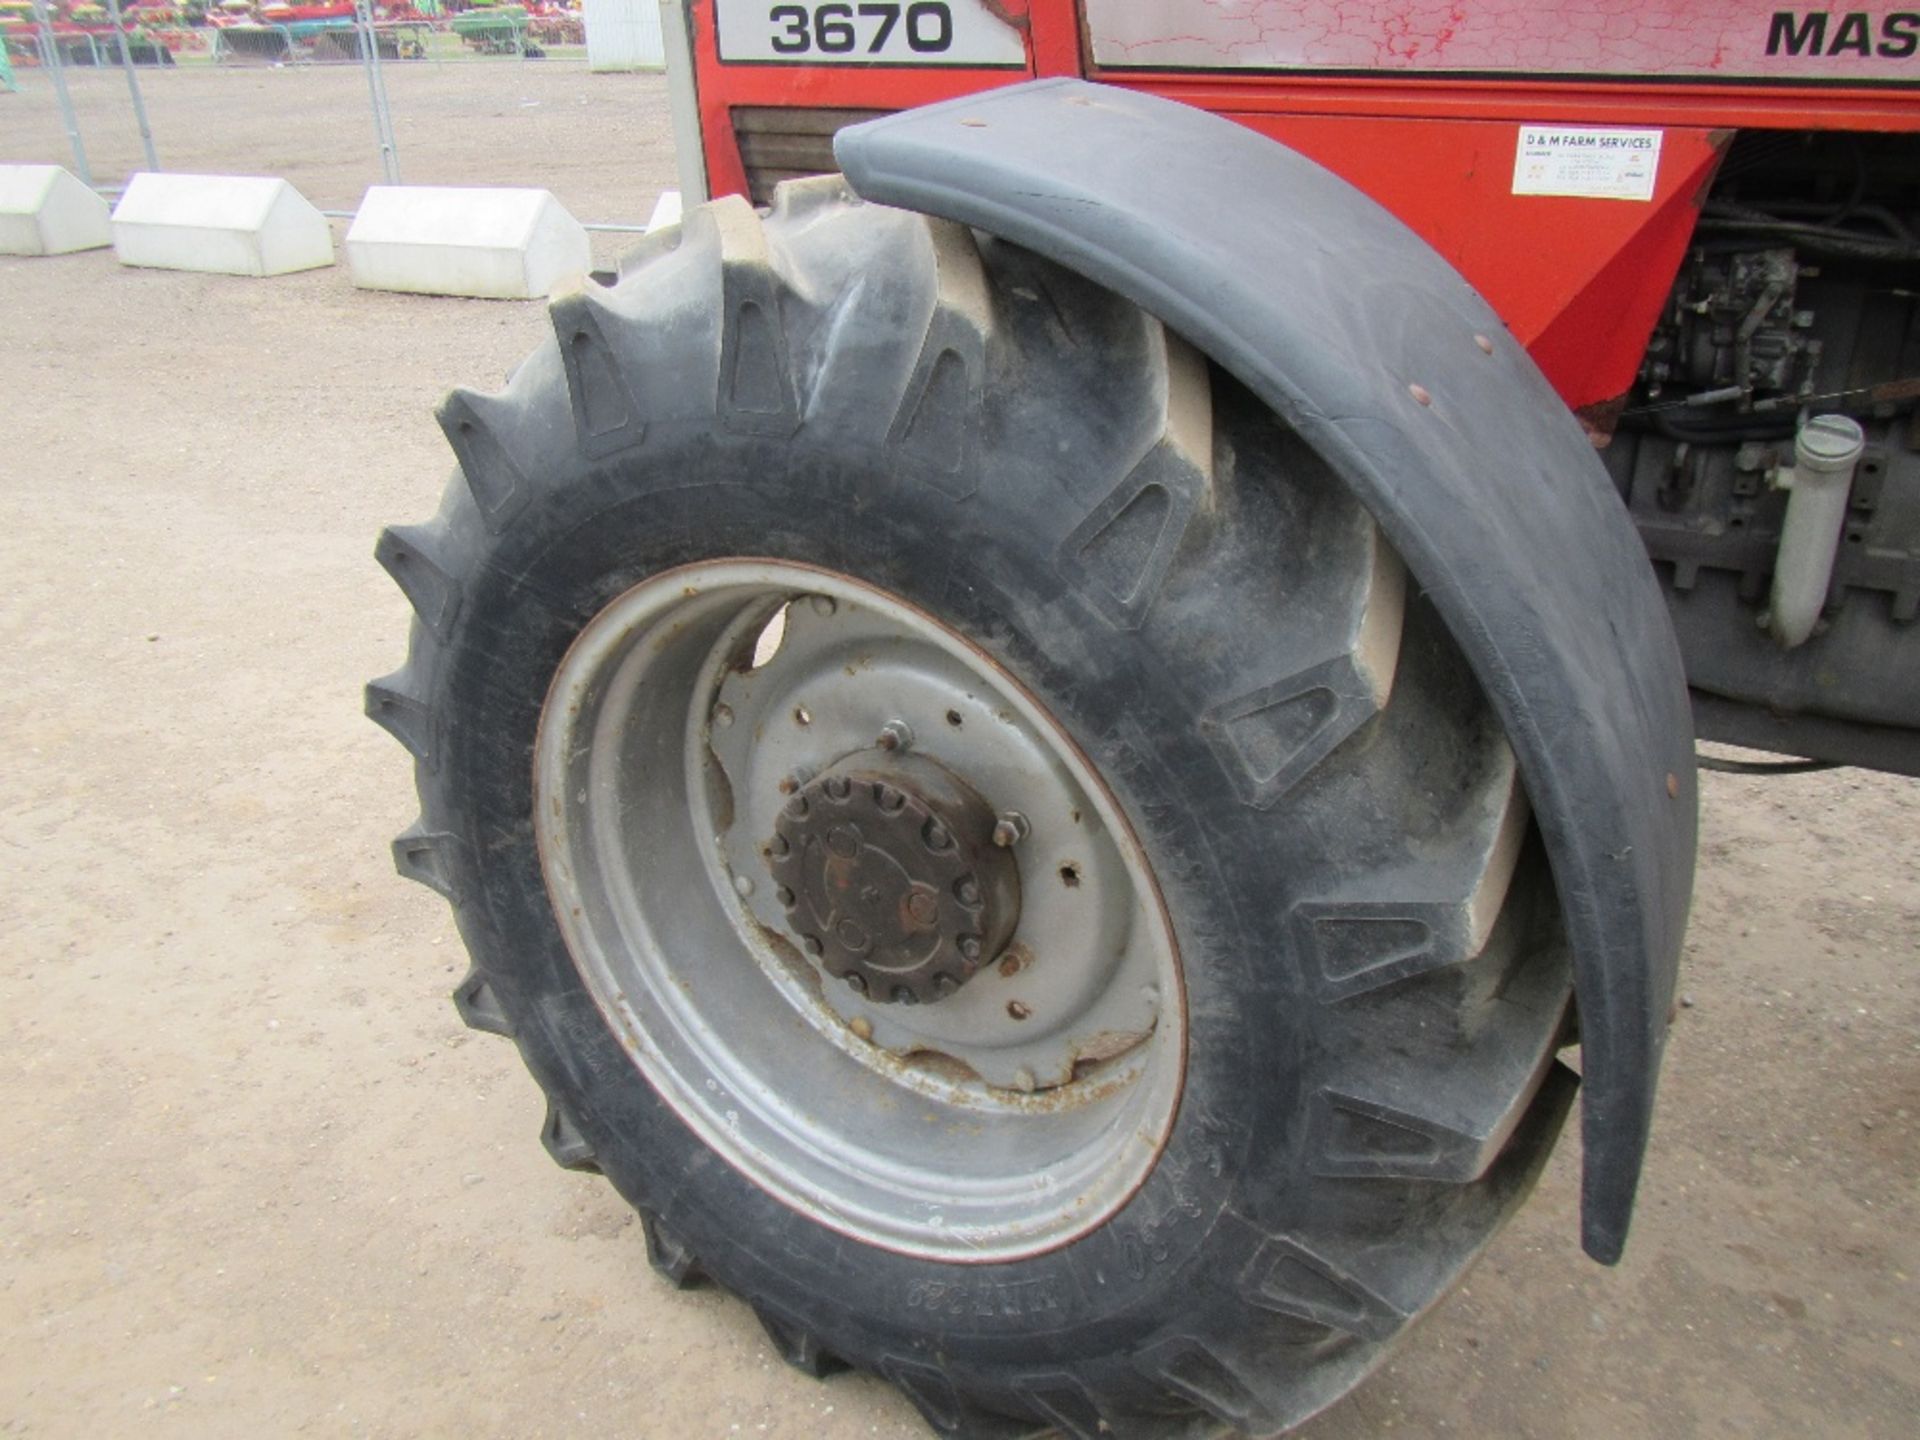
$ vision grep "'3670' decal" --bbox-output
[715,0,1028,66]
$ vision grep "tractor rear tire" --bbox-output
[369,179,1577,1439]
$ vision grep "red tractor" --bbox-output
[367,4,1918,1435]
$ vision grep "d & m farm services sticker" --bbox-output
[1512,126,1663,202]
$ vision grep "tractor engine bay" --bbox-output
[1605,131,1920,773]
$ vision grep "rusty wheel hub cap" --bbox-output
[767,754,1020,1005]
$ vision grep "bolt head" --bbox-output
[800,934,823,956]
[808,595,837,617]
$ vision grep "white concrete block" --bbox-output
[345,186,592,300]
[0,165,112,256]
[110,173,335,278]
[585,0,665,71]
[646,189,682,234]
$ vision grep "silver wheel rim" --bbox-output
[533,560,1185,1262]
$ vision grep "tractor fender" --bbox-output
[836,79,1697,1264]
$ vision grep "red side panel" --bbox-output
[1206,114,1725,410]
[689,0,1920,407]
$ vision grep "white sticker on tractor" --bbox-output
[716,0,1027,67]
[1512,126,1662,202]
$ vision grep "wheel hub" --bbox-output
[766,753,1020,1005]
[533,561,1184,1259]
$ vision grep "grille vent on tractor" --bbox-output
[731,107,891,207]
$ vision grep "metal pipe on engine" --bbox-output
[1767,414,1866,648]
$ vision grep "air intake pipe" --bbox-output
[1767,414,1865,649]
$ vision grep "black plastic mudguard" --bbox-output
[837,79,1697,1264]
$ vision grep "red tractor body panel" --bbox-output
[689,1,1920,410]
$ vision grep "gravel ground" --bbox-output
[2,60,1916,1440]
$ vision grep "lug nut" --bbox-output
[991,811,1030,848]
[808,595,837,617]
[876,720,914,752]
[845,973,867,994]
[800,934,824,956]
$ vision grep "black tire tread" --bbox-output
[640,1211,705,1289]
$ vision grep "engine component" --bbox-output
[1613,129,1920,772]
[1769,414,1867,647]
[1639,246,1821,407]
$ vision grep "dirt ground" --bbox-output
[2,62,1917,1440]
[0,56,674,228]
